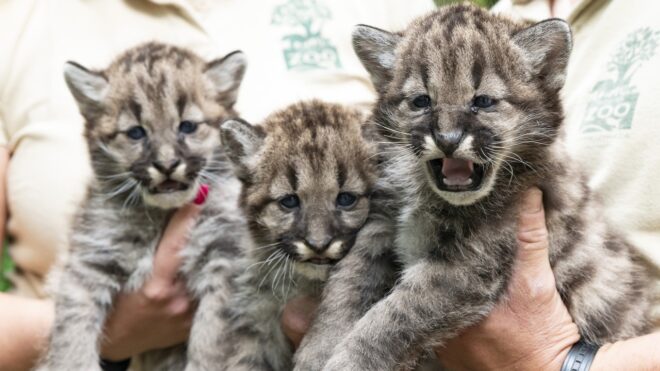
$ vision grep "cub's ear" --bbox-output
[512,19,572,92]
[63,61,109,120]
[220,118,264,181]
[205,51,247,108]
[352,24,401,93]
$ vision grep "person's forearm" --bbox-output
[591,331,660,371]
[0,294,53,371]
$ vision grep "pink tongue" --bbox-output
[442,158,474,181]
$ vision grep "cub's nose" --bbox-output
[304,236,332,253]
[153,159,181,175]
[432,129,464,156]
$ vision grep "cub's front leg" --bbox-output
[323,259,507,371]
[185,270,236,371]
[35,259,123,371]
[293,242,398,370]
[218,285,292,371]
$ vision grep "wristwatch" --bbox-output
[561,340,599,371]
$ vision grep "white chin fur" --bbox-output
[294,261,330,281]
[142,186,196,209]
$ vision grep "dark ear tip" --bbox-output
[63,61,87,76]
[224,50,246,60]
[352,24,387,39]
[206,51,248,73]
[220,118,251,134]
[534,18,572,35]
[540,18,573,47]
[221,50,247,65]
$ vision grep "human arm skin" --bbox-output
[0,173,202,370]
[437,188,660,370]
[281,296,318,349]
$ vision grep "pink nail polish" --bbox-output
[194,184,209,205]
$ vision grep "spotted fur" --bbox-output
[217,101,384,370]
[36,42,248,371]
[323,5,654,370]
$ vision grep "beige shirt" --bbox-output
[0,0,436,297]
[495,0,660,328]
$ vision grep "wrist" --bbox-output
[527,327,580,371]
[590,342,618,371]
[550,342,574,371]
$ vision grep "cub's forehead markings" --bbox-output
[176,95,187,117]
[128,99,142,121]
[286,164,299,192]
[471,54,484,90]
[336,159,347,189]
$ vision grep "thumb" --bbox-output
[516,187,550,264]
[510,187,556,305]
[151,186,208,282]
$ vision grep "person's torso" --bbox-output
[495,0,660,329]
[0,0,435,296]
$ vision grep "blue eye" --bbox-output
[126,126,147,140]
[412,95,432,109]
[336,192,357,208]
[179,121,198,134]
[279,194,300,209]
[473,95,496,109]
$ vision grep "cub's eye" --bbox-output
[336,192,357,208]
[279,194,300,209]
[179,121,198,134]
[126,126,147,140]
[412,95,432,109]
[473,95,496,109]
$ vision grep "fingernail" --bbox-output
[194,184,209,205]
[521,188,543,213]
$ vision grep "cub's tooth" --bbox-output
[443,177,473,186]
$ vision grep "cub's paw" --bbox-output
[321,351,358,371]
[294,347,333,371]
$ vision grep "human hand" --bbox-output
[281,295,319,349]
[100,188,208,361]
[436,187,581,370]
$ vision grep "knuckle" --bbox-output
[143,284,172,302]
[520,273,557,303]
[158,239,184,253]
[168,298,191,317]
[517,225,548,245]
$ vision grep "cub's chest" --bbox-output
[395,211,517,268]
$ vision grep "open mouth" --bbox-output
[427,158,486,192]
[303,256,336,265]
[149,179,189,194]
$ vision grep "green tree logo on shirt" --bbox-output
[581,28,660,133]
[272,0,342,71]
